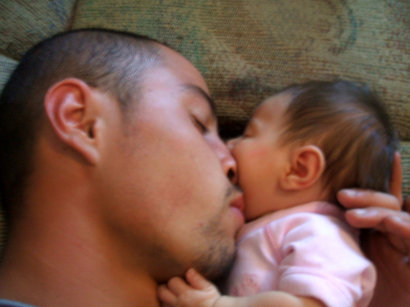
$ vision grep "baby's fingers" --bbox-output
[158,284,177,306]
[167,276,193,295]
[186,268,216,291]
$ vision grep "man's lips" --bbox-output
[230,193,245,213]
[229,193,245,227]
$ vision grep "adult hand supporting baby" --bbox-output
[337,152,410,307]
[337,152,409,248]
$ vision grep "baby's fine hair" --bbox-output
[278,80,398,201]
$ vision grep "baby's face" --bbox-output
[228,93,292,221]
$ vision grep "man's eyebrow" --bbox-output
[182,84,217,117]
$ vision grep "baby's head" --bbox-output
[230,80,398,221]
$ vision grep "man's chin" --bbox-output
[193,241,235,282]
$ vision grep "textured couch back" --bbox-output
[0,0,409,245]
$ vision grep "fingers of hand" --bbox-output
[346,208,410,233]
[158,277,197,306]
[389,152,403,204]
[186,269,215,291]
[168,276,193,295]
[384,214,410,241]
[345,208,382,228]
[158,284,177,306]
[346,208,410,257]
[338,189,401,210]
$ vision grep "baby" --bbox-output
[158,80,398,307]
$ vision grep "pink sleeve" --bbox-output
[266,213,376,307]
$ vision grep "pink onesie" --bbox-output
[225,201,376,307]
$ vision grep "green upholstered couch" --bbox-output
[0,0,409,246]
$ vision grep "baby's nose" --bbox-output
[226,137,240,151]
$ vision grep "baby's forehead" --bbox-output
[244,93,292,133]
[251,92,292,119]
[262,92,294,106]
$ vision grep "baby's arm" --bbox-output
[157,268,324,307]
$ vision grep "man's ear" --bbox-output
[44,78,101,165]
[280,145,326,191]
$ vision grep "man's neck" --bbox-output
[0,209,160,306]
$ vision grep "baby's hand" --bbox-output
[158,268,221,307]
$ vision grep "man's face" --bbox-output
[95,46,244,281]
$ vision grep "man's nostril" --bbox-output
[227,169,235,181]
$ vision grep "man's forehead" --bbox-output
[142,47,216,118]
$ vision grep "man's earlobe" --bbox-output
[281,145,325,190]
[44,78,100,165]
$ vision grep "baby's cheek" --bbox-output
[247,146,271,161]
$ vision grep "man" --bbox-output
[0,29,408,306]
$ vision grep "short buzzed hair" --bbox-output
[278,80,398,202]
[0,28,163,220]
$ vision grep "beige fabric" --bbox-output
[0,55,16,92]
[0,0,76,59]
[71,0,409,140]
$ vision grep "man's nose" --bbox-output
[214,139,237,183]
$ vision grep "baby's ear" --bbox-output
[280,145,325,191]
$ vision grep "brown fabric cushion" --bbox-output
[0,0,76,59]
[0,55,16,91]
[71,0,409,141]
[401,142,410,195]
